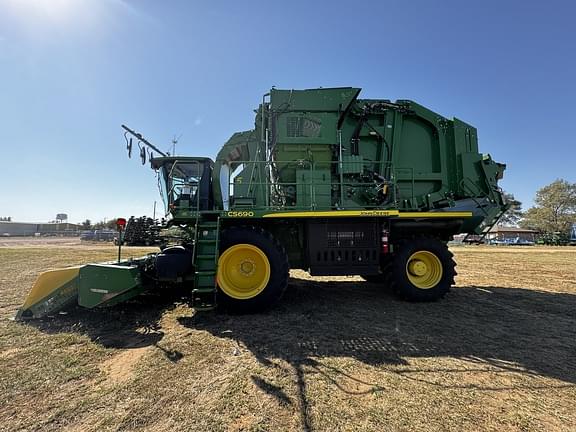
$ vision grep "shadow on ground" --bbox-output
[178,277,576,430]
[23,288,187,362]
[22,276,576,430]
[180,277,576,382]
[24,276,576,382]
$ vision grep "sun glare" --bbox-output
[5,0,81,23]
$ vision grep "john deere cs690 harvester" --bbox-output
[17,87,507,319]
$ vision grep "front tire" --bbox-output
[217,227,289,313]
[389,237,456,301]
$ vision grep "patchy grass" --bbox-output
[0,244,575,431]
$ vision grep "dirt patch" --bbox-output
[0,237,83,247]
[100,347,151,386]
[0,347,20,359]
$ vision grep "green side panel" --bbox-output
[296,169,331,209]
[231,174,252,200]
[215,130,254,164]
[274,143,332,185]
[394,116,442,200]
[397,116,441,173]
[453,118,479,153]
[276,112,338,145]
[78,264,143,308]
[459,153,484,196]
[270,87,360,112]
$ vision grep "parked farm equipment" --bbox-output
[120,216,162,246]
[17,87,507,319]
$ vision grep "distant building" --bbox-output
[56,213,68,223]
[0,221,82,237]
[486,226,538,245]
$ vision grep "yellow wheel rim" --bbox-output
[217,244,271,299]
[406,251,443,289]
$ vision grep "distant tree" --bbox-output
[520,179,576,234]
[93,221,105,229]
[81,219,92,229]
[106,219,119,230]
[92,219,120,230]
[498,192,523,226]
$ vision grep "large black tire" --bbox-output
[217,226,289,313]
[389,237,456,302]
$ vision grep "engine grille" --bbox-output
[307,220,380,276]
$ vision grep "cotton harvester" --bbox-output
[17,87,507,319]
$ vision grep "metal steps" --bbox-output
[192,218,220,309]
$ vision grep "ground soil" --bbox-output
[0,243,574,431]
[0,237,85,247]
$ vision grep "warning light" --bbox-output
[116,218,127,231]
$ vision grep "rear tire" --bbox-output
[389,237,455,302]
[217,226,289,313]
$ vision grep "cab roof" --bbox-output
[150,156,214,170]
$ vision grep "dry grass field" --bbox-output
[0,241,575,431]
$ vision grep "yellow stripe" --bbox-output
[398,211,473,218]
[263,210,400,218]
[21,267,81,309]
[262,210,472,218]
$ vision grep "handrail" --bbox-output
[218,159,411,211]
[163,158,422,213]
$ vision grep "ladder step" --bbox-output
[194,305,216,311]
[193,288,216,294]
[192,217,220,310]
[199,222,219,227]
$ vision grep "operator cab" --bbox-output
[151,157,214,217]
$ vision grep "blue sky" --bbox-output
[0,0,574,223]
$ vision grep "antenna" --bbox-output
[171,133,182,156]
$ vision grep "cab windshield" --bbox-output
[157,161,206,213]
